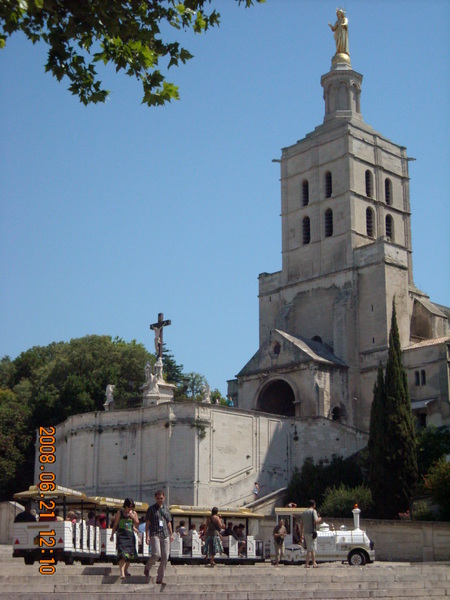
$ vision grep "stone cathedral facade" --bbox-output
[44,23,449,508]
[229,44,449,433]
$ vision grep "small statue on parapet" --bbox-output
[104,384,116,411]
[145,361,160,394]
[202,383,211,404]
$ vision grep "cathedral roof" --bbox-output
[237,329,347,378]
[414,297,448,318]
[274,330,347,367]
[405,336,450,351]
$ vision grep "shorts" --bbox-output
[304,533,317,552]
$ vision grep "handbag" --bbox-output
[311,510,317,539]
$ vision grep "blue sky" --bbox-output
[1,0,449,396]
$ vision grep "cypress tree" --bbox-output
[368,299,418,518]
[367,363,386,512]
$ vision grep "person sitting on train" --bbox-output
[138,516,146,535]
[222,521,239,555]
[223,521,239,541]
[184,523,197,553]
[96,513,107,529]
[38,509,55,521]
[14,501,37,523]
[236,524,247,556]
[176,520,188,538]
[293,520,301,544]
[66,511,77,523]
[86,510,96,526]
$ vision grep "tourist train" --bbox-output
[12,485,374,570]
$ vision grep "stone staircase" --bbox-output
[1,545,449,599]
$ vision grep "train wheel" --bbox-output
[348,550,366,566]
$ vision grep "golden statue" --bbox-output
[329,8,349,57]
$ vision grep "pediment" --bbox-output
[237,330,347,378]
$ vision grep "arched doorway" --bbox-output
[257,379,296,416]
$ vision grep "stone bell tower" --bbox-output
[232,11,431,432]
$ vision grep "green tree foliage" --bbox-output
[416,425,450,479]
[423,458,450,521]
[176,371,207,401]
[0,0,264,107]
[210,388,227,405]
[0,335,152,499]
[287,454,364,508]
[367,300,418,518]
[367,363,386,512]
[162,344,184,386]
[0,389,33,499]
[319,484,373,518]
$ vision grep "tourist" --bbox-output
[54,508,64,522]
[222,521,238,540]
[204,507,224,567]
[86,510,96,526]
[144,490,173,584]
[253,482,259,500]
[14,501,37,523]
[65,510,77,523]
[273,518,287,566]
[236,523,247,556]
[300,499,322,568]
[96,513,107,529]
[110,498,139,578]
[184,523,197,553]
[176,520,188,538]
[293,520,301,544]
[138,515,146,534]
[221,520,238,555]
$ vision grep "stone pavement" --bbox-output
[1,545,449,599]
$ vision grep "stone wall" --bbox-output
[41,402,367,508]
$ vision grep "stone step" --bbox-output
[0,590,448,600]
[2,578,448,590]
[1,546,448,600]
[3,562,449,580]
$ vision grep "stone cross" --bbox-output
[150,312,171,359]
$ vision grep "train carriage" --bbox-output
[12,485,100,566]
[169,505,265,565]
[12,486,373,569]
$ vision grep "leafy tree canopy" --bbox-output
[175,370,207,401]
[320,484,373,518]
[162,343,184,386]
[286,454,364,509]
[423,458,450,520]
[0,0,264,107]
[416,425,450,479]
[0,389,33,499]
